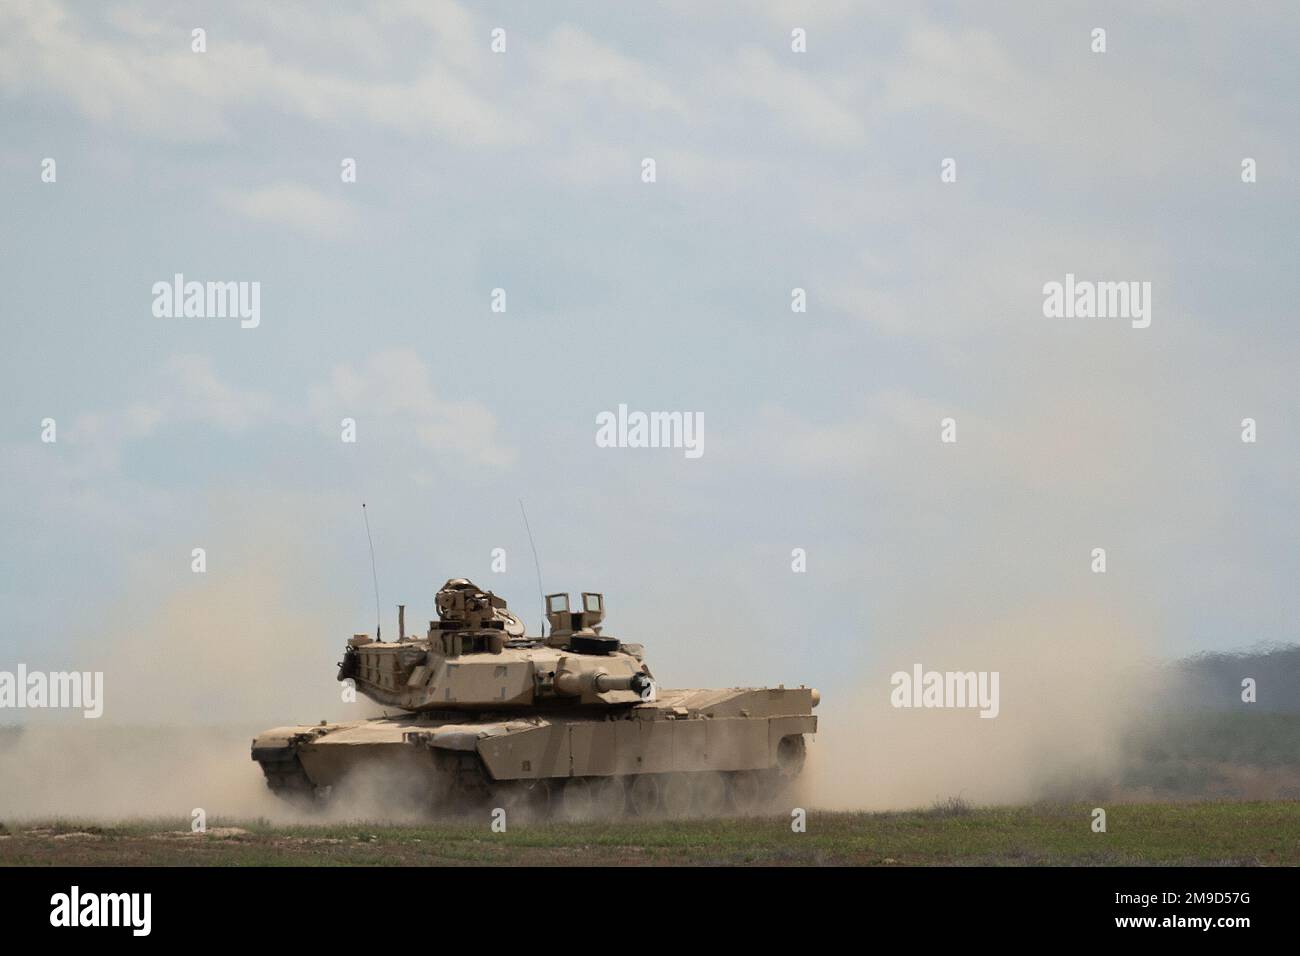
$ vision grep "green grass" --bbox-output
[2,801,1298,866]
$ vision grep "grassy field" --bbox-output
[2,801,1298,866]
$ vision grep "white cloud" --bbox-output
[709,46,866,148]
[220,182,359,239]
[160,354,275,432]
[309,349,516,468]
[0,0,521,145]
[533,25,688,116]
[878,21,1295,180]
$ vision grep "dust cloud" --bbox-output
[0,507,389,823]
[806,602,1176,810]
[0,723,283,821]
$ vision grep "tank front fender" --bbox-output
[250,724,331,761]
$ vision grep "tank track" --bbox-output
[254,749,318,799]
[255,736,807,819]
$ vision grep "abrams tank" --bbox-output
[252,578,819,819]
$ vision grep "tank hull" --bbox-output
[252,687,816,817]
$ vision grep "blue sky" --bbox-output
[0,1,1297,724]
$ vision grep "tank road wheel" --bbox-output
[776,735,807,778]
[491,779,550,824]
[264,774,320,809]
[690,772,728,817]
[660,774,693,817]
[767,735,808,809]
[558,778,595,822]
[627,774,661,816]
[590,777,627,819]
[427,759,458,808]
[728,770,771,815]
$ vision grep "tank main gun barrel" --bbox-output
[554,667,651,698]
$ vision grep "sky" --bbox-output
[0,0,1297,725]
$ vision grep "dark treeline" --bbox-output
[1166,643,1300,713]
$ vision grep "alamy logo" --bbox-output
[0,665,103,718]
[1042,273,1151,328]
[890,664,1000,718]
[595,404,704,459]
[152,273,261,328]
[50,886,151,936]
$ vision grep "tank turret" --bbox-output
[336,578,653,710]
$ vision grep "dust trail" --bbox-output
[315,757,450,824]
[0,504,389,823]
[0,723,284,820]
[807,603,1174,810]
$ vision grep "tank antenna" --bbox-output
[519,498,545,637]
[362,502,382,642]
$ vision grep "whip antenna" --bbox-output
[519,498,545,637]
[362,502,381,642]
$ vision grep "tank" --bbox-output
[251,578,819,818]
